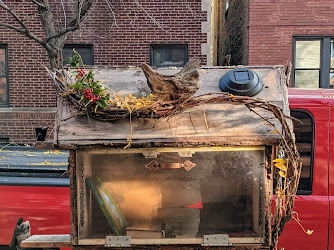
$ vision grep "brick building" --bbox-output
[0,0,216,144]
[220,0,334,88]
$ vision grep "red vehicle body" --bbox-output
[0,88,333,249]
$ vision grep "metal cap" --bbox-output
[219,68,263,96]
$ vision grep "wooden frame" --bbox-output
[70,146,272,247]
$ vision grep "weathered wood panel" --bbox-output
[55,66,289,149]
[69,150,78,245]
[20,234,71,248]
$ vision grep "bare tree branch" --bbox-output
[0,1,31,32]
[66,0,93,29]
[44,26,77,44]
[0,0,94,70]
[29,0,46,8]
[133,0,166,32]
[60,0,67,28]
[104,0,118,27]
[44,0,93,44]
[0,23,25,34]
[0,1,45,46]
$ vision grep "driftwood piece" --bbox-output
[141,59,200,101]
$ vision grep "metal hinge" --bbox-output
[105,236,131,247]
[202,234,230,246]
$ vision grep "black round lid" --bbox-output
[219,68,263,96]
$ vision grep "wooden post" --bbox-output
[69,150,78,245]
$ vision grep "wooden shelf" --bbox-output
[20,234,71,248]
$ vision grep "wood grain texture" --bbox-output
[69,150,78,245]
[20,234,71,248]
[141,59,200,101]
[55,66,289,149]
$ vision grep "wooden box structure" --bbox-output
[55,66,289,249]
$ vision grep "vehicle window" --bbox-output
[291,109,314,194]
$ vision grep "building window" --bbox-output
[63,44,94,66]
[150,44,188,68]
[292,37,334,88]
[291,109,314,195]
[0,45,9,106]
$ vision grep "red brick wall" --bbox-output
[248,0,334,65]
[0,0,207,144]
[66,0,207,66]
[0,111,55,144]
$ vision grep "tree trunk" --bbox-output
[47,50,63,71]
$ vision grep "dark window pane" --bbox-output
[331,39,334,68]
[0,48,5,75]
[173,48,186,67]
[151,44,188,68]
[291,110,314,194]
[63,45,94,66]
[330,70,334,86]
[295,70,319,88]
[153,48,173,67]
[0,77,7,105]
[295,40,321,68]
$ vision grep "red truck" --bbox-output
[0,88,333,250]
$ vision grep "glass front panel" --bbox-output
[295,40,321,68]
[0,77,7,105]
[295,70,319,88]
[77,148,265,242]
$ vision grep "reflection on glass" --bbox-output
[290,110,313,191]
[0,49,5,76]
[153,48,185,67]
[62,46,93,66]
[330,70,334,86]
[331,40,334,68]
[0,77,7,105]
[78,148,265,240]
[295,40,321,68]
[295,70,319,88]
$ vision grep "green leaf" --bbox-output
[80,95,85,103]
[92,88,100,95]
